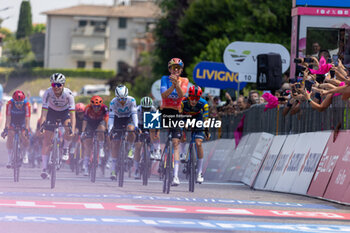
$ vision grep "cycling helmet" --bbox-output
[188,85,202,97]
[168,58,184,68]
[75,103,85,112]
[90,95,103,105]
[141,96,153,108]
[13,90,25,101]
[50,73,66,84]
[115,84,128,98]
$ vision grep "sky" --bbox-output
[0,0,114,32]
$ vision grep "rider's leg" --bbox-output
[97,124,105,156]
[6,130,14,166]
[133,141,142,178]
[41,131,54,170]
[150,129,161,159]
[172,137,180,179]
[111,139,121,176]
[83,137,92,172]
[62,119,73,159]
[195,138,204,175]
[126,124,135,153]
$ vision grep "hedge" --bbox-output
[0,68,116,80]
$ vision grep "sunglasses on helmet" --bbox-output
[189,96,200,101]
[51,83,63,88]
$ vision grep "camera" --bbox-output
[305,80,314,92]
[294,58,302,63]
[304,57,313,63]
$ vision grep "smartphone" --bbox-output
[278,97,285,102]
[316,74,325,83]
[294,58,302,63]
[332,54,339,66]
[327,58,332,63]
[295,82,301,89]
[330,70,335,78]
[305,80,314,92]
[304,57,313,63]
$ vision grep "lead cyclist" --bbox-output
[39,73,76,179]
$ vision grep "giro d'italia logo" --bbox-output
[144,110,161,129]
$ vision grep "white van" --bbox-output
[80,84,110,96]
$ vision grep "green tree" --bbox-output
[16,0,32,39]
[153,0,190,77]
[0,27,14,42]
[32,23,46,33]
[3,38,32,65]
[178,0,291,68]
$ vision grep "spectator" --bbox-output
[248,90,260,106]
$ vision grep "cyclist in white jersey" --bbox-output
[108,84,139,180]
[133,97,161,179]
[39,73,76,179]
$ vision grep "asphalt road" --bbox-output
[0,138,350,233]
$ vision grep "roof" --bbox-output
[42,2,161,19]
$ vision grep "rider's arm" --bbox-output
[82,120,87,132]
[40,89,49,125]
[131,98,138,127]
[108,100,115,132]
[4,101,11,129]
[160,75,176,99]
[103,105,109,129]
[174,78,187,99]
[68,91,76,132]
[25,102,31,131]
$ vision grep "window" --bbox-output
[93,62,102,69]
[77,61,86,68]
[119,18,127,28]
[117,61,124,74]
[78,20,87,27]
[118,38,126,50]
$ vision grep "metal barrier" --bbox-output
[218,95,347,138]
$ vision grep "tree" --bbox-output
[3,38,32,65]
[152,0,190,76]
[16,0,32,39]
[178,0,292,68]
[32,23,46,33]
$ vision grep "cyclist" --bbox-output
[81,96,109,176]
[69,103,85,163]
[181,85,210,183]
[108,84,139,180]
[1,90,31,168]
[160,58,189,185]
[133,96,161,179]
[39,73,75,179]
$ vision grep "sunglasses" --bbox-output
[92,104,101,108]
[51,83,63,88]
[189,96,200,101]
[14,101,24,105]
[118,97,127,102]
[170,65,182,70]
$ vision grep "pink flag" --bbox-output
[234,115,245,148]
[309,56,332,75]
[262,92,278,111]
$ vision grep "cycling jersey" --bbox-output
[181,97,209,121]
[84,104,109,124]
[6,99,31,126]
[136,105,157,126]
[108,96,138,130]
[42,87,75,112]
[160,75,189,111]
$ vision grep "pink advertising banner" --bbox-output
[292,7,350,17]
[307,131,349,197]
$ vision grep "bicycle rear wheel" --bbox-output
[90,139,98,183]
[118,142,125,187]
[189,144,196,192]
[142,142,150,186]
[75,142,81,176]
[165,143,173,194]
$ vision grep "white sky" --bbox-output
[0,0,114,32]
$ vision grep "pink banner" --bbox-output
[292,7,350,17]
[307,131,349,197]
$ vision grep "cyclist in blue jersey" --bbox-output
[181,85,210,183]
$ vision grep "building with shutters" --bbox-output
[43,0,160,71]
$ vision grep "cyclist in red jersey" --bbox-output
[81,96,109,176]
[1,90,31,168]
[160,58,189,186]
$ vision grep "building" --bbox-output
[43,0,160,71]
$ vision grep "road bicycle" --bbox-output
[138,130,152,186]
[2,125,25,182]
[43,120,71,189]
[87,130,106,183]
[69,136,83,175]
[159,132,173,194]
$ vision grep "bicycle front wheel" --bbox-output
[142,142,150,186]
[118,142,125,187]
[13,135,20,182]
[50,141,58,189]
[189,144,196,192]
[90,139,98,183]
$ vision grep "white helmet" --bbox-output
[50,73,66,84]
[115,84,128,98]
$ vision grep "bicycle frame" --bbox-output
[139,130,151,186]
[159,131,173,194]
[11,126,23,182]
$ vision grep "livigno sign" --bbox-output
[193,61,247,90]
